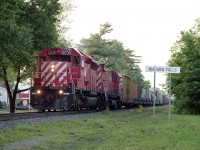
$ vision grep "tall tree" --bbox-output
[78,22,145,85]
[168,19,200,114]
[22,0,61,51]
[0,0,72,113]
[56,0,74,47]
[78,22,112,55]
[0,0,33,113]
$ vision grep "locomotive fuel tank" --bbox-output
[78,91,99,108]
[81,96,98,108]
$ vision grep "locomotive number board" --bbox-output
[48,48,71,55]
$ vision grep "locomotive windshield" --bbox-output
[40,56,46,62]
[49,55,71,62]
[91,62,98,70]
[39,55,71,62]
[73,56,80,66]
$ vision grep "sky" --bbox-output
[67,0,200,88]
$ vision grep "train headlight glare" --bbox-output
[51,68,55,72]
[59,90,63,94]
[50,65,55,72]
[36,90,41,94]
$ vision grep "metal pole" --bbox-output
[168,73,172,126]
[29,79,32,111]
[153,71,156,119]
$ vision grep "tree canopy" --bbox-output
[0,0,73,113]
[167,19,200,114]
[78,22,147,86]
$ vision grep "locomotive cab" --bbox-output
[31,48,83,111]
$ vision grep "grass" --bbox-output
[0,106,200,150]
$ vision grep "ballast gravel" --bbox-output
[0,112,101,130]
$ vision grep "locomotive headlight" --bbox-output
[36,90,41,94]
[51,65,55,72]
[51,64,55,68]
[59,90,63,94]
[51,68,55,72]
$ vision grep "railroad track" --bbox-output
[0,109,99,121]
[0,106,163,121]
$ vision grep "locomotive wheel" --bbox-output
[100,105,106,110]
[98,98,106,110]
[76,101,82,111]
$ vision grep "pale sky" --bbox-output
[68,0,200,88]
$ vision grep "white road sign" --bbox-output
[145,66,180,73]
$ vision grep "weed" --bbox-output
[138,104,143,112]
[102,106,110,115]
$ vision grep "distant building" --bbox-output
[0,86,8,104]
[16,80,31,106]
[16,92,30,106]
[0,83,30,106]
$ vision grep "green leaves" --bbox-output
[78,22,145,85]
[0,0,71,113]
[0,0,33,80]
[168,19,200,114]
[22,0,62,51]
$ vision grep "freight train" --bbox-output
[30,48,168,112]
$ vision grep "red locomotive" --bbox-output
[30,48,121,111]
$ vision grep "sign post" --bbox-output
[145,66,180,121]
[153,71,156,118]
[168,73,172,126]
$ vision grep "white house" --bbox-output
[0,81,31,106]
[0,87,8,104]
